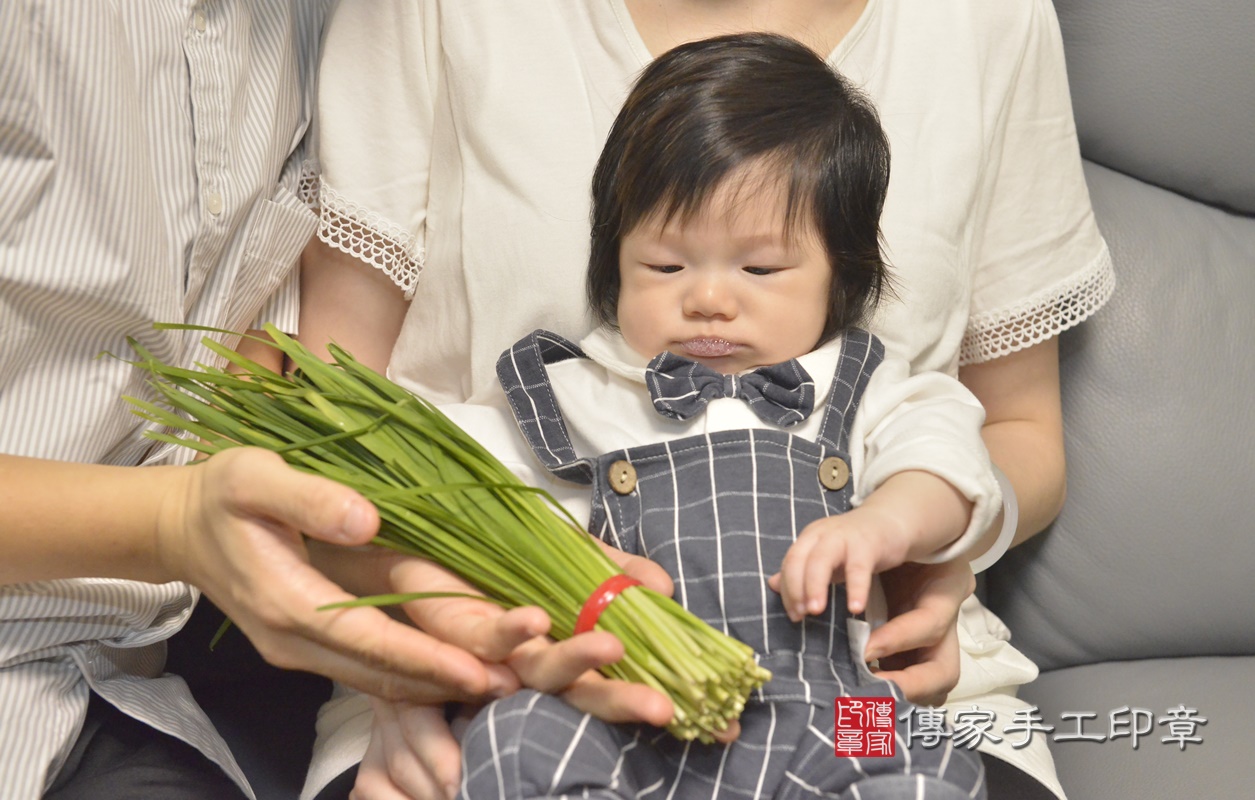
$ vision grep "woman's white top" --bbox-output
[317,0,1113,405]
[310,0,1114,796]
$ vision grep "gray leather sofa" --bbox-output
[984,1,1255,798]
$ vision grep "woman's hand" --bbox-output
[528,537,679,729]
[863,559,975,707]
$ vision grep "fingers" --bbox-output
[561,676,675,728]
[863,602,950,666]
[866,560,972,663]
[371,700,463,800]
[507,632,625,693]
[505,631,673,727]
[772,531,818,622]
[838,543,875,616]
[803,534,843,617]
[868,623,960,707]
[864,561,970,706]
[594,538,674,597]
[388,557,551,663]
[712,718,741,744]
[224,544,511,700]
[774,520,870,621]
[351,716,409,800]
[455,605,551,663]
[405,593,549,664]
[215,448,379,546]
[351,746,412,800]
[311,545,548,674]
[353,703,447,800]
[772,513,906,621]
[254,605,514,703]
[183,449,528,705]
[396,704,464,800]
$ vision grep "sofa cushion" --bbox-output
[1018,657,1250,799]
[986,161,1255,670]
[1052,0,1255,213]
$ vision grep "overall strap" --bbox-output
[495,330,596,484]
[814,328,886,452]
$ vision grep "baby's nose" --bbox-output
[683,274,738,319]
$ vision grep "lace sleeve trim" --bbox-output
[960,248,1116,366]
[297,160,320,208]
[315,180,424,299]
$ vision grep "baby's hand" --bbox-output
[768,503,914,621]
[354,699,463,800]
[768,471,974,621]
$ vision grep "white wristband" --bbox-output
[969,464,1018,574]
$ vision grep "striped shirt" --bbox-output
[0,2,330,796]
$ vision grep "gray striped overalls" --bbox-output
[458,330,985,800]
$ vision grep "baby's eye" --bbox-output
[743,266,780,276]
[648,264,684,274]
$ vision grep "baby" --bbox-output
[448,33,996,800]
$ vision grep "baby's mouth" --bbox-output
[679,337,740,358]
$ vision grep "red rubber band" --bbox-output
[574,574,643,635]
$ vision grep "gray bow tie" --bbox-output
[645,352,816,427]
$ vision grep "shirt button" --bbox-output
[205,191,223,216]
[818,456,850,491]
[608,460,637,495]
[193,10,207,32]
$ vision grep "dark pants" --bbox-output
[47,600,1057,800]
[47,599,332,800]
[982,754,1057,800]
[312,748,1058,800]
[44,693,246,800]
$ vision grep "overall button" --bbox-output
[608,460,637,495]
[818,456,849,491]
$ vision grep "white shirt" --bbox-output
[0,3,329,796]
[501,329,1001,563]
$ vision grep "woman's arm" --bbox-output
[862,337,1066,703]
[959,336,1067,548]
[299,237,410,372]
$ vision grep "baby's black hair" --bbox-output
[587,32,892,343]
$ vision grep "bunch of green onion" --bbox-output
[126,323,769,743]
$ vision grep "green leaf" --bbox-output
[317,591,508,611]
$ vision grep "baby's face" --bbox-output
[617,178,831,374]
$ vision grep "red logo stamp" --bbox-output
[834,697,896,757]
